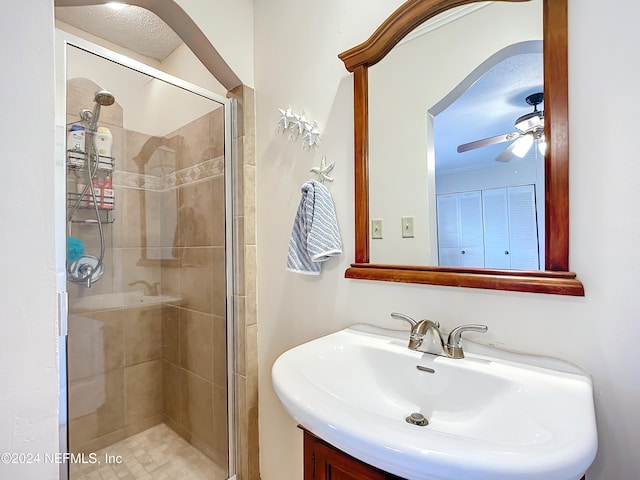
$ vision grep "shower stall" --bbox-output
[56,33,236,480]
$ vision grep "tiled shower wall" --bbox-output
[66,78,229,468]
[158,107,229,467]
[228,85,260,480]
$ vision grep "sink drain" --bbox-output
[405,412,428,426]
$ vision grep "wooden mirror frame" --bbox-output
[338,0,584,296]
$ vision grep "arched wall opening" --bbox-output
[55,0,243,91]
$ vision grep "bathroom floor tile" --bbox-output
[70,423,227,480]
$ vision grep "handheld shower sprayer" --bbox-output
[94,90,115,106]
[92,90,115,122]
[80,90,116,131]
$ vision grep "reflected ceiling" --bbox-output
[434,51,543,174]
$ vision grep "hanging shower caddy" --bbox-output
[66,149,116,225]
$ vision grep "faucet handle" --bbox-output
[391,312,417,327]
[446,324,488,359]
[79,263,94,288]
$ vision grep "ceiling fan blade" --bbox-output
[457,132,521,153]
[495,140,519,163]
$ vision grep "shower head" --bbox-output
[88,89,115,130]
[94,90,115,106]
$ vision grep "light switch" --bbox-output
[371,219,383,239]
[401,216,414,238]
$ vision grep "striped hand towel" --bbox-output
[287,180,342,275]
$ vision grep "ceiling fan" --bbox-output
[457,92,545,162]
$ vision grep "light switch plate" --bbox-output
[401,216,414,238]
[371,219,383,239]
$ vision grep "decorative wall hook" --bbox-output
[277,106,321,150]
[302,122,321,150]
[289,111,308,141]
[277,106,295,133]
[310,156,335,185]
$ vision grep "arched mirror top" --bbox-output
[339,0,584,296]
[340,0,532,71]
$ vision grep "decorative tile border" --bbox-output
[113,156,224,191]
[173,157,224,189]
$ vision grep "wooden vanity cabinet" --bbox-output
[303,429,406,480]
[302,429,587,480]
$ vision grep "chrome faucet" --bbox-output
[128,280,160,296]
[391,312,488,359]
[410,319,449,356]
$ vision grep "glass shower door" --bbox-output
[59,36,234,480]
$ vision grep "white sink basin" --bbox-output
[272,324,597,480]
[70,291,184,313]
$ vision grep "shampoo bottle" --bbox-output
[67,124,86,168]
[101,175,115,210]
[67,124,85,153]
[96,127,113,158]
[89,177,101,207]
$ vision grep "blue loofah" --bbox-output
[67,237,85,263]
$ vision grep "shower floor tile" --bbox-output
[70,423,227,480]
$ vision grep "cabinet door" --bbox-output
[507,185,540,270]
[303,430,405,480]
[436,193,460,266]
[458,191,484,268]
[482,185,540,270]
[482,188,511,269]
[437,192,484,267]
[313,442,390,480]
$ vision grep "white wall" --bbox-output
[0,1,59,479]
[255,1,640,480]
[436,150,539,194]
[162,42,227,96]
[175,0,254,87]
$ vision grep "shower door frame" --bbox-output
[54,30,237,480]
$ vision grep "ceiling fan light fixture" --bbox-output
[515,92,545,132]
[512,134,534,157]
[515,111,543,132]
[538,134,547,155]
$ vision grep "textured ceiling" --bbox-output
[434,50,543,173]
[55,4,183,62]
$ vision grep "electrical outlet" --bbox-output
[401,216,414,238]
[371,219,383,239]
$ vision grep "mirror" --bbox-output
[339,0,584,296]
[368,2,544,268]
